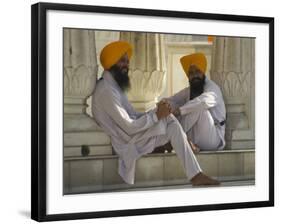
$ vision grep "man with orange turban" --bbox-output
[92,41,220,186]
[164,53,226,152]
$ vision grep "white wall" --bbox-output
[0,0,280,223]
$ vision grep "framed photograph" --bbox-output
[31,2,274,222]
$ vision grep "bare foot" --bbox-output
[188,139,200,154]
[191,172,220,186]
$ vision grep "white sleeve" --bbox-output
[98,89,158,135]
[179,91,218,115]
[166,88,189,111]
[125,100,146,119]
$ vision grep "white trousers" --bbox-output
[180,109,221,150]
[154,115,202,180]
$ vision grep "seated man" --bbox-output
[164,53,226,152]
[92,41,220,186]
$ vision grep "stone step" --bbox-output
[63,149,255,194]
[64,131,110,147]
[64,145,113,157]
[114,179,255,192]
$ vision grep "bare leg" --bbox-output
[187,138,200,154]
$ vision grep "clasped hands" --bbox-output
[156,99,180,120]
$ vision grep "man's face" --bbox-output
[187,64,206,99]
[109,53,130,92]
[187,64,205,86]
[115,53,129,75]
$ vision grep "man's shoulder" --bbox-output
[205,78,221,91]
[204,78,226,102]
[94,78,106,95]
[94,78,121,101]
[177,86,190,95]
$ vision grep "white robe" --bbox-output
[167,77,226,150]
[92,71,201,184]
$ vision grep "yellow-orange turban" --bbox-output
[180,53,207,75]
[100,41,133,70]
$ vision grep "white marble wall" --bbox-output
[120,32,167,112]
[63,29,112,156]
[211,37,255,149]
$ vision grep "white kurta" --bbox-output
[167,77,226,150]
[92,71,201,184]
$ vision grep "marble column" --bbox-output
[210,37,255,149]
[63,29,111,156]
[120,32,167,112]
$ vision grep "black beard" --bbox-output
[110,65,131,92]
[189,75,206,100]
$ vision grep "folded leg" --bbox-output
[180,109,221,150]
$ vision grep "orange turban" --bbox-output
[180,53,207,75]
[100,41,133,70]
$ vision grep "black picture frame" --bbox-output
[31,2,274,222]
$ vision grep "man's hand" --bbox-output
[156,100,171,120]
[156,98,169,106]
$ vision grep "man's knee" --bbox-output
[166,114,185,134]
[197,110,213,125]
[182,108,211,122]
[166,113,178,122]
[166,114,182,127]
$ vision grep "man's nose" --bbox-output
[189,73,196,79]
[123,63,129,69]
